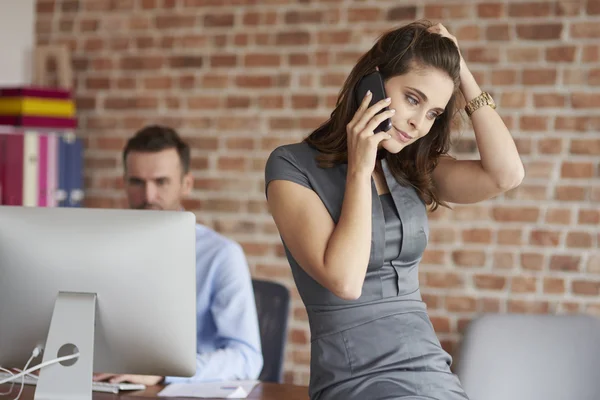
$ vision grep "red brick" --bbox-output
[571,22,600,38]
[550,255,581,272]
[446,296,477,312]
[534,93,567,107]
[386,6,417,21]
[578,209,600,224]
[501,91,527,108]
[209,55,235,68]
[511,276,537,293]
[508,300,549,314]
[156,14,195,29]
[479,298,502,313]
[583,45,600,61]
[517,23,563,40]
[538,138,563,154]
[292,95,319,109]
[498,229,523,245]
[545,208,572,224]
[188,96,221,110]
[473,274,507,290]
[493,252,515,270]
[348,7,381,22]
[520,116,548,131]
[421,250,447,265]
[203,13,234,28]
[561,161,595,178]
[430,316,451,333]
[225,96,251,109]
[120,56,163,70]
[566,232,593,248]
[521,253,545,271]
[572,93,600,108]
[492,207,540,223]
[557,0,583,15]
[509,2,553,17]
[317,30,353,45]
[452,250,486,267]
[462,228,493,244]
[522,69,557,85]
[555,186,587,201]
[544,277,565,294]
[143,76,172,90]
[530,230,561,247]
[546,46,577,62]
[588,254,600,273]
[477,3,504,18]
[244,53,280,67]
[524,161,554,179]
[486,24,510,41]
[276,31,310,46]
[492,70,518,85]
[588,0,600,14]
[467,47,500,63]
[572,280,600,296]
[422,272,463,289]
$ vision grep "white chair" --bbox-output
[455,313,600,400]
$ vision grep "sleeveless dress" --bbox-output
[265,142,469,400]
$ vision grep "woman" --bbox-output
[264,21,524,400]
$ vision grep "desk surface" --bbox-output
[0,382,309,400]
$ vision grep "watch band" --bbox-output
[465,91,496,117]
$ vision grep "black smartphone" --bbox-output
[355,71,392,133]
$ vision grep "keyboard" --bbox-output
[0,372,146,394]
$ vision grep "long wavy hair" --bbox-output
[304,20,462,210]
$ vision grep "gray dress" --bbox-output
[265,142,469,400]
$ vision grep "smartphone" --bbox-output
[354,71,393,133]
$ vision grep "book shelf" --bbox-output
[0,45,84,208]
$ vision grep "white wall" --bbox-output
[0,0,35,86]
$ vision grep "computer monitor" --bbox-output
[0,206,197,399]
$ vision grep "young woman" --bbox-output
[265,21,524,400]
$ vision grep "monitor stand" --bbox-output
[35,292,97,400]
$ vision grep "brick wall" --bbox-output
[36,0,599,385]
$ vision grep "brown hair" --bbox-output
[123,125,191,175]
[304,20,461,210]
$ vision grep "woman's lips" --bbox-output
[393,126,413,143]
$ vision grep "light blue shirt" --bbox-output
[165,224,263,383]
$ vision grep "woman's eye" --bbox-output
[406,95,418,105]
[427,111,439,120]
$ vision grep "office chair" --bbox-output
[455,313,600,400]
[252,279,290,383]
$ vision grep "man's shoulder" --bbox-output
[194,223,243,258]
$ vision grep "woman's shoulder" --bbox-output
[268,141,317,161]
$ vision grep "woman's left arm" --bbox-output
[430,24,525,204]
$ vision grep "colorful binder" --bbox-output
[0,86,77,129]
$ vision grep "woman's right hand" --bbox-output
[346,91,395,177]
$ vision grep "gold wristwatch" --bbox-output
[464,91,496,117]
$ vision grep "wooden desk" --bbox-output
[0,382,308,399]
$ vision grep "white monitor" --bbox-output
[0,206,197,399]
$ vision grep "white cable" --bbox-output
[0,367,15,395]
[13,352,36,400]
[0,352,80,385]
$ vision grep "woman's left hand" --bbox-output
[428,23,465,66]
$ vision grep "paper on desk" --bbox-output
[157,380,260,398]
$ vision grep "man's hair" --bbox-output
[123,125,191,174]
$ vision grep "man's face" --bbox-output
[124,148,192,211]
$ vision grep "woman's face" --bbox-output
[380,65,455,154]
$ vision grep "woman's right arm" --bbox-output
[266,94,394,300]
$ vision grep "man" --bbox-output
[95,125,263,385]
